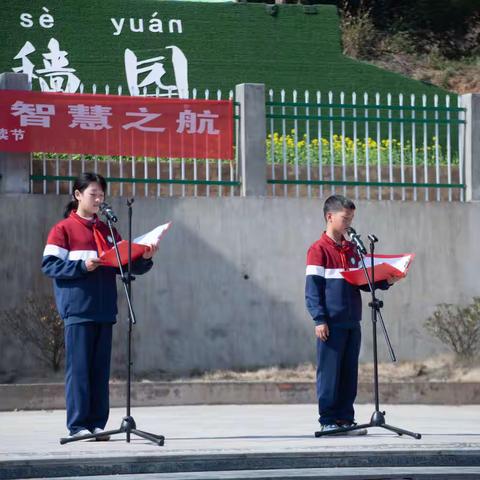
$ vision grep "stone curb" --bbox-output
[1,450,480,480]
[1,381,479,411]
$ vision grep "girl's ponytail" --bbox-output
[63,197,78,218]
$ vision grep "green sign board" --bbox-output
[2,1,446,100]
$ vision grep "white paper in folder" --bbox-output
[134,222,172,247]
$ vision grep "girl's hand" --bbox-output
[142,244,159,259]
[85,258,102,271]
[387,275,402,285]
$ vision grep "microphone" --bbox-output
[346,227,367,255]
[368,233,379,243]
[99,202,118,223]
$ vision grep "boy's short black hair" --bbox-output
[323,195,356,221]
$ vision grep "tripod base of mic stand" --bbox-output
[60,416,165,446]
[314,410,421,440]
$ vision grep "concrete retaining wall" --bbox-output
[0,195,479,378]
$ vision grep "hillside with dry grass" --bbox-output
[339,2,480,94]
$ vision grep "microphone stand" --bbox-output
[315,234,421,439]
[61,199,165,446]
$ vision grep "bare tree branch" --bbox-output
[1,294,64,372]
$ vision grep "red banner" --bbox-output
[0,90,233,160]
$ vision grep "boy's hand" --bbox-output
[142,243,159,259]
[315,324,329,342]
[85,258,102,272]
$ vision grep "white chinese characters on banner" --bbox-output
[122,107,165,132]
[11,129,26,141]
[0,128,26,141]
[124,46,188,98]
[12,38,81,93]
[68,105,113,130]
[10,101,55,127]
[177,109,220,135]
[3,102,224,144]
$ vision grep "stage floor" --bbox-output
[1,404,479,479]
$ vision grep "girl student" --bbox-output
[42,172,158,439]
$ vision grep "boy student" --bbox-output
[305,195,400,434]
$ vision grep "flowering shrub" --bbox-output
[266,131,458,167]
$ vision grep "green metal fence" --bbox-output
[29,85,466,202]
[266,89,465,202]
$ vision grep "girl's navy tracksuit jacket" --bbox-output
[42,212,152,435]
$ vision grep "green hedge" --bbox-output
[2,1,449,99]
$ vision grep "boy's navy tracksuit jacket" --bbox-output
[305,232,389,425]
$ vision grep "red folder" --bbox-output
[99,221,172,268]
[341,253,415,286]
[99,241,148,268]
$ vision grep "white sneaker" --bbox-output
[68,428,91,439]
[93,427,110,441]
[320,424,344,434]
[339,423,368,436]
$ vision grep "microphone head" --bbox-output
[99,202,118,223]
[346,227,356,235]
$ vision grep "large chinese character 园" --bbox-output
[124,46,188,98]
